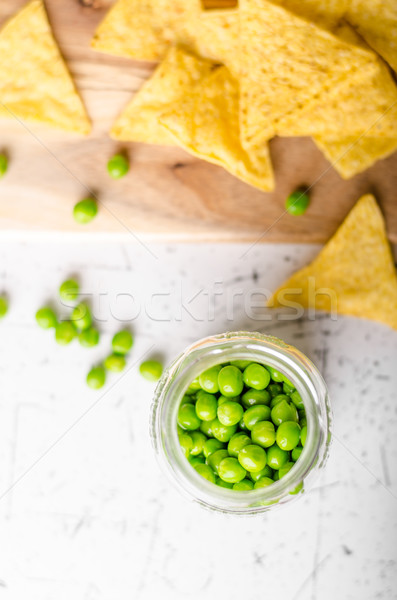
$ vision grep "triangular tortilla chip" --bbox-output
[111,47,215,145]
[239,0,377,148]
[269,195,397,331]
[0,0,90,135]
[275,57,397,138]
[346,0,397,73]
[160,65,274,191]
[91,0,239,72]
[313,136,397,179]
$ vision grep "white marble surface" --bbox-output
[0,240,396,600]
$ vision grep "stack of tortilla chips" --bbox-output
[92,0,397,189]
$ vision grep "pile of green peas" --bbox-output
[177,360,307,492]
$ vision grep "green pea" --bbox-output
[241,389,270,408]
[251,420,276,448]
[217,401,244,426]
[267,445,289,470]
[279,461,295,479]
[178,403,201,431]
[139,360,163,382]
[300,417,307,428]
[267,367,284,382]
[180,395,195,406]
[195,391,217,421]
[216,477,234,489]
[190,431,206,456]
[210,418,238,442]
[243,405,271,430]
[218,457,246,483]
[218,365,244,397]
[199,365,221,393]
[270,393,290,409]
[71,303,92,331]
[199,420,214,438]
[179,433,193,457]
[238,417,248,431]
[188,455,205,467]
[73,198,98,224]
[276,421,301,451]
[238,444,267,472]
[273,470,279,481]
[233,479,254,491]
[285,190,310,216]
[203,438,224,458]
[55,321,76,345]
[243,363,271,390]
[268,383,283,398]
[0,154,8,178]
[301,425,308,447]
[227,433,251,457]
[78,327,100,348]
[86,365,106,389]
[186,377,201,393]
[289,481,304,495]
[291,446,303,462]
[298,408,306,421]
[59,279,79,302]
[194,463,216,484]
[107,153,129,179]
[0,296,8,319]
[254,476,274,489]
[35,307,57,329]
[271,400,298,426]
[249,465,274,482]
[291,390,304,409]
[229,360,251,370]
[283,381,295,395]
[104,353,126,373]
[217,395,230,406]
[207,449,229,475]
[112,330,133,355]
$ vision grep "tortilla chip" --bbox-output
[239,0,377,148]
[0,0,90,135]
[275,57,397,138]
[160,65,274,191]
[314,136,397,179]
[269,195,397,331]
[111,47,215,145]
[91,0,199,61]
[346,0,397,73]
[91,0,239,72]
[266,0,348,27]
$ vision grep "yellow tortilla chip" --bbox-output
[0,0,90,135]
[91,0,199,62]
[275,57,397,138]
[269,194,397,331]
[346,0,397,73]
[91,0,239,72]
[314,136,397,179]
[239,0,376,148]
[160,65,274,192]
[266,0,348,27]
[111,47,215,144]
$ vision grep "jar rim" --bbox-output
[151,331,331,514]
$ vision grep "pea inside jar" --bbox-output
[177,361,307,491]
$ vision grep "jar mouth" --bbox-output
[151,332,331,514]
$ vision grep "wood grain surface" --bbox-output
[0,0,396,243]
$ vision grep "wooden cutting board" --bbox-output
[0,0,396,243]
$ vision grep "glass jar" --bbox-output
[150,331,332,515]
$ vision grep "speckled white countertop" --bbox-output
[0,241,396,600]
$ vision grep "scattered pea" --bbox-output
[59,279,79,302]
[0,154,8,178]
[78,327,100,348]
[104,353,126,373]
[86,365,106,389]
[139,360,163,382]
[0,296,8,319]
[285,190,310,216]
[55,321,76,345]
[71,302,92,331]
[112,330,133,355]
[73,198,98,224]
[35,307,57,329]
[107,153,129,179]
